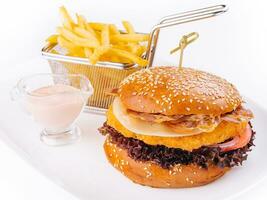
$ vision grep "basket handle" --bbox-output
[145,4,228,67]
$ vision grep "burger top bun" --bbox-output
[118,67,242,116]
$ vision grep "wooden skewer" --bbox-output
[170,32,199,69]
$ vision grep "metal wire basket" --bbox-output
[41,5,227,115]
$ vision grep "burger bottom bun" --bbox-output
[104,137,230,188]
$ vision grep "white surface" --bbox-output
[0,0,267,199]
[0,78,266,200]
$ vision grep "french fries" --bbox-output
[109,48,148,66]
[90,46,110,64]
[111,34,149,43]
[88,23,106,31]
[59,6,75,30]
[101,25,110,46]
[57,27,99,48]
[57,36,83,56]
[122,21,135,34]
[46,34,58,44]
[109,24,120,35]
[76,14,86,29]
[46,6,149,66]
[84,48,93,58]
[73,27,99,45]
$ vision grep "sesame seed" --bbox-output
[186,107,191,111]
[146,173,151,178]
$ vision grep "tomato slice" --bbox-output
[217,124,252,152]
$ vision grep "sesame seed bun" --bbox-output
[118,67,242,116]
[104,138,230,188]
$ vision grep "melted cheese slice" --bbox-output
[112,97,202,137]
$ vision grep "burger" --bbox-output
[98,66,255,188]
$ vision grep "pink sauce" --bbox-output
[27,84,86,130]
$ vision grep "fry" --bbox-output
[109,24,120,35]
[59,6,75,30]
[76,14,86,29]
[101,25,110,46]
[57,36,76,50]
[46,34,58,44]
[111,34,149,43]
[137,45,147,56]
[88,23,106,31]
[57,27,99,48]
[85,24,98,38]
[122,21,135,34]
[76,14,97,38]
[100,55,130,63]
[109,48,148,66]
[57,36,81,55]
[112,44,130,51]
[74,27,99,46]
[72,49,85,57]
[90,46,110,64]
[84,48,93,57]
[127,43,146,56]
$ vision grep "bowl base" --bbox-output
[40,125,81,146]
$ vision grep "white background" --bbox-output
[0,0,266,199]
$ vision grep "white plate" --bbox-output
[0,83,266,200]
